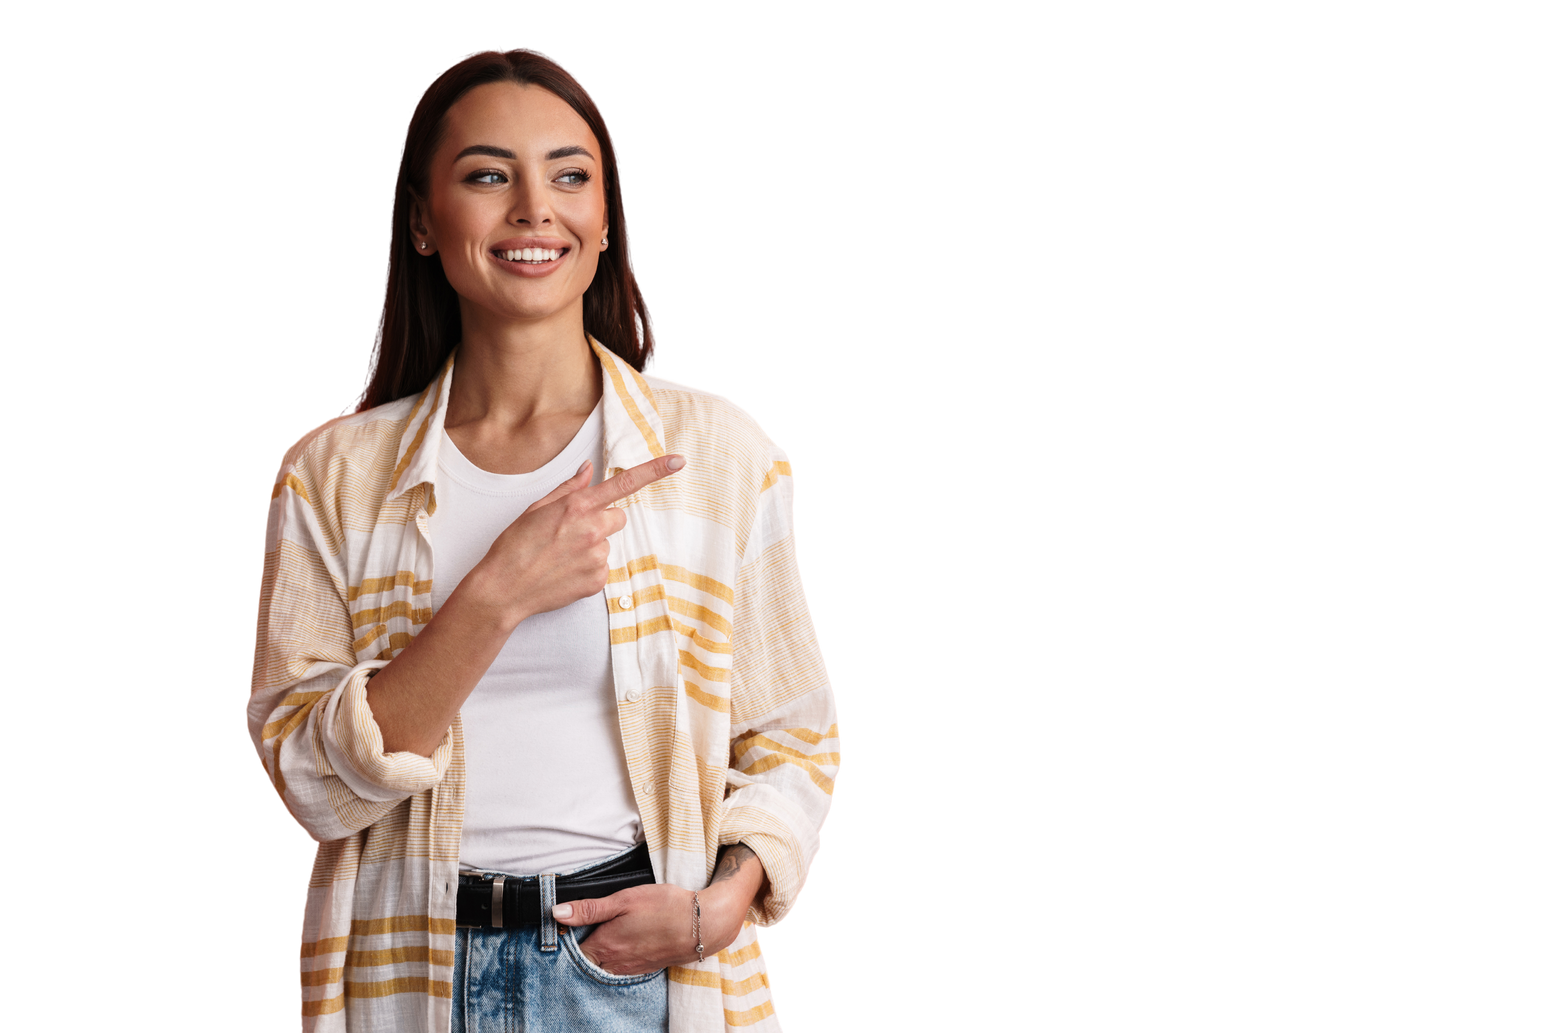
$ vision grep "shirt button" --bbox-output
[641,781,655,795]
[618,594,633,610]
[625,688,642,703]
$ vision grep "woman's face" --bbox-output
[415,82,608,332]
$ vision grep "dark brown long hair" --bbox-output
[358,50,653,412]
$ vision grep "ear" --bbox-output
[410,197,437,256]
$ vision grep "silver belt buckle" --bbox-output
[490,875,506,930]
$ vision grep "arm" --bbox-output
[553,844,767,975]
[249,455,440,842]
[368,454,685,755]
[552,454,838,964]
[716,456,840,924]
[250,452,684,838]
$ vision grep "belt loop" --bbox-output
[490,875,505,930]
[539,873,558,951]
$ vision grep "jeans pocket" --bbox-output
[559,927,667,987]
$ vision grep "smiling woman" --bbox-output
[362,52,650,411]
[248,50,838,1033]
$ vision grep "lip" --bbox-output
[489,236,574,278]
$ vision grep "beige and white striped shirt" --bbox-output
[249,340,838,1031]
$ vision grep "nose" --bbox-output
[507,173,553,227]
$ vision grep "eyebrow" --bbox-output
[454,144,596,162]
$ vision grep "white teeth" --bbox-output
[500,248,561,262]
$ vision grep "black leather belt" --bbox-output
[456,843,655,929]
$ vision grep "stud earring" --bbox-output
[601,235,608,247]
[418,241,427,250]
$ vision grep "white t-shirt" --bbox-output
[427,402,642,874]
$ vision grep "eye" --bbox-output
[467,169,507,185]
[556,168,593,186]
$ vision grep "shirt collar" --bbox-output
[384,336,664,504]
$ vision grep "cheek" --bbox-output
[560,193,607,238]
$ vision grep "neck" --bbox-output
[449,301,602,429]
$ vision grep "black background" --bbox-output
[202,34,898,1033]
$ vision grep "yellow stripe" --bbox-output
[667,595,731,636]
[272,471,310,502]
[353,623,388,652]
[345,946,455,968]
[670,968,719,988]
[726,1000,777,1026]
[301,995,344,1017]
[684,680,729,713]
[673,618,732,655]
[722,972,771,996]
[351,601,433,629]
[732,733,823,767]
[607,556,733,604]
[661,563,734,604]
[759,460,793,493]
[741,752,836,794]
[261,692,326,739]
[348,572,432,601]
[280,690,328,708]
[669,968,770,996]
[301,967,341,987]
[771,724,836,746]
[742,748,840,770]
[625,555,661,576]
[267,694,324,801]
[679,649,729,683]
[609,583,667,612]
[631,613,675,638]
[350,915,458,936]
[301,936,350,959]
[718,940,763,967]
[597,345,665,458]
[388,362,445,492]
[344,977,453,999]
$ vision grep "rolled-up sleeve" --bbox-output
[718,455,840,925]
[248,458,452,843]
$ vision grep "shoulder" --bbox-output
[272,395,422,508]
[644,373,785,471]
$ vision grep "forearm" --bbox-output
[365,565,529,756]
[699,844,766,947]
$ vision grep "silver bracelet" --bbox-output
[692,891,704,963]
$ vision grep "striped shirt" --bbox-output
[249,339,839,1031]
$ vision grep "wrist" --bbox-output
[695,882,748,955]
[697,851,765,950]
[455,563,530,633]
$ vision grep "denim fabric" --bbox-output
[453,846,667,1032]
[451,923,668,1033]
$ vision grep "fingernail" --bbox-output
[666,455,685,471]
[552,903,573,919]
[576,462,590,476]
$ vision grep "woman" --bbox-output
[249,50,838,1033]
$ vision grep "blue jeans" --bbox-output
[451,924,668,1033]
[452,846,668,1033]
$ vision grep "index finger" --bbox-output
[581,454,685,508]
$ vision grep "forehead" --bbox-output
[439,82,600,159]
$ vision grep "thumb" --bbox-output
[552,894,626,927]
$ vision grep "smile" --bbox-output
[495,247,566,264]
